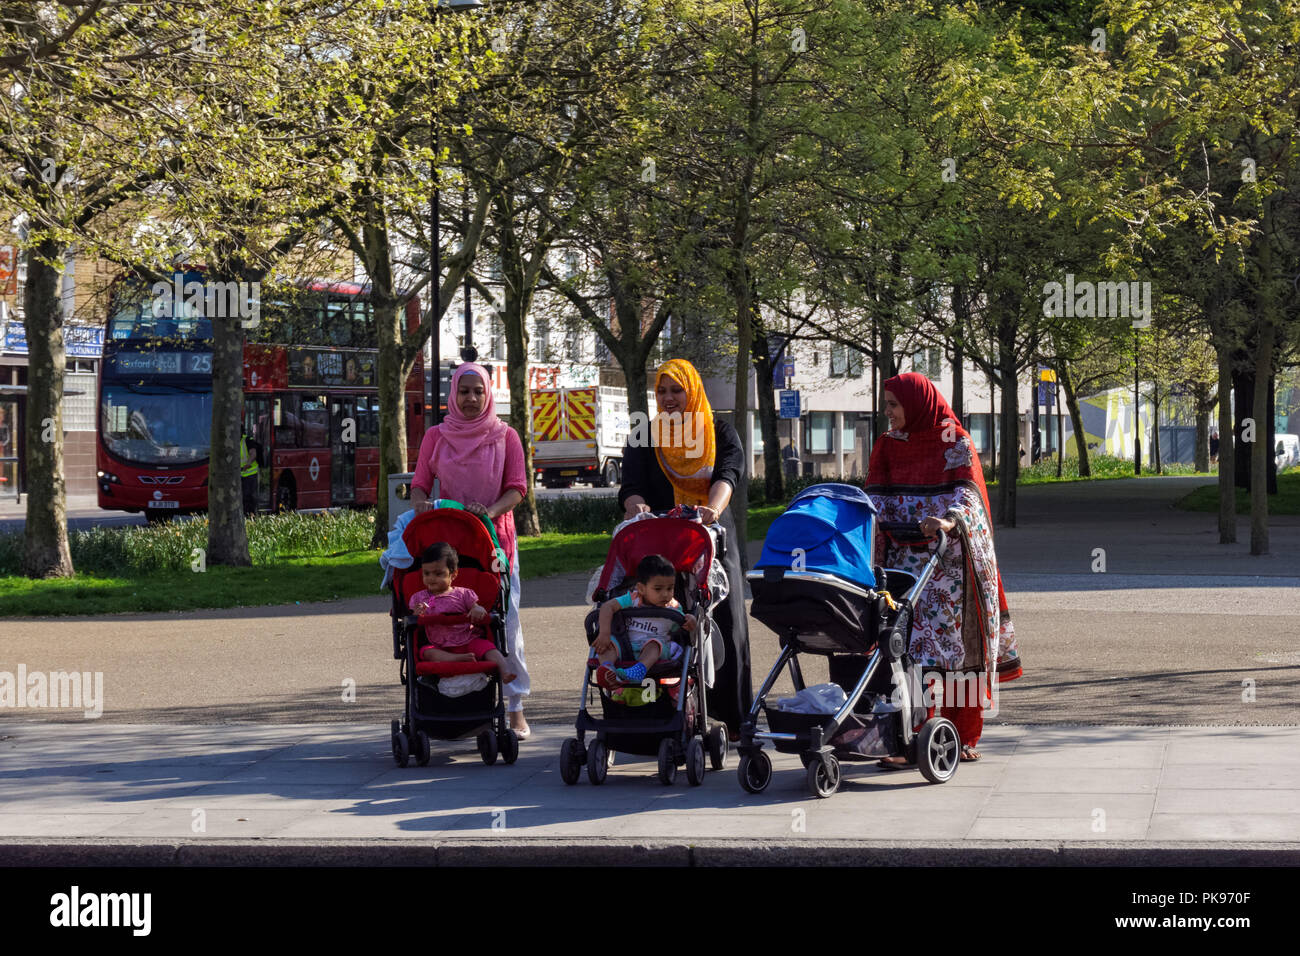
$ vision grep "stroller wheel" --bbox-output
[587,740,610,785]
[686,736,706,786]
[657,738,678,786]
[706,724,728,771]
[498,729,520,765]
[391,730,410,768]
[738,750,772,794]
[414,730,432,767]
[559,737,584,785]
[476,730,499,766]
[917,717,960,783]
[806,754,841,799]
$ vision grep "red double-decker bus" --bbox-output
[96,270,424,516]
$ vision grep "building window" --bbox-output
[805,411,834,455]
[830,345,864,378]
[841,417,855,456]
[966,413,996,456]
[912,347,941,380]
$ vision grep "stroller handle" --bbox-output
[878,520,949,558]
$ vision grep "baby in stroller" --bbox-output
[409,542,516,683]
[558,511,729,787]
[591,554,696,693]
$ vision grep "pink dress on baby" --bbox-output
[409,586,480,648]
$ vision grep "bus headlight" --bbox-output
[96,470,121,484]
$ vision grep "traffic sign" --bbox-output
[779,390,800,419]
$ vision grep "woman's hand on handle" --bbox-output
[919,516,955,537]
[623,495,651,521]
[411,486,431,513]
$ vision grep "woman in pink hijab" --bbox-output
[410,363,531,737]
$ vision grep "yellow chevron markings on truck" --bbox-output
[532,390,560,441]
[566,388,596,441]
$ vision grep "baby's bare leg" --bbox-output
[486,649,517,684]
[638,642,664,669]
[422,646,474,662]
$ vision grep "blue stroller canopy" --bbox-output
[756,483,877,587]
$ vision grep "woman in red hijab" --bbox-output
[865,372,1021,762]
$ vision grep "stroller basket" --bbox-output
[763,705,901,759]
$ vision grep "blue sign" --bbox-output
[779,390,800,419]
[2,320,104,358]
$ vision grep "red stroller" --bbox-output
[389,502,519,767]
[559,509,729,787]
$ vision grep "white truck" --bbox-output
[531,385,649,488]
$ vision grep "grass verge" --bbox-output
[1174,471,1300,515]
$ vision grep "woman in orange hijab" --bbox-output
[618,359,751,738]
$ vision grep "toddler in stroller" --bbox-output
[558,510,729,787]
[591,554,696,694]
[387,502,520,769]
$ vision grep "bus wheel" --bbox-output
[275,483,296,513]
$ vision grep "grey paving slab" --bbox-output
[96,808,308,838]
[2,720,1299,849]
[1160,765,1300,790]
[1000,745,1167,769]
[1154,789,1300,814]
[0,812,145,837]
[1147,814,1300,841]
[967,817,1150,840]
[980,792,1156,819]
[994,767,1161,794]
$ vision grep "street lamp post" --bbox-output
[429,0,483,426]
[462,180,476,364]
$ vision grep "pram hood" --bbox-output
[392,503,509,614]
[755,483,877,588]
[589,514,724,610]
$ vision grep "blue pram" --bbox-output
[738,483,960,798]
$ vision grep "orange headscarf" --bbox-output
[653,359,717,506]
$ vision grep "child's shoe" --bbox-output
[595,664,620,692]
[616,662,647,683]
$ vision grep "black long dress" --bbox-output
[617,419,752,733]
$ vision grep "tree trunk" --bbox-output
[374,292,408,539]
[996,323,1019,527]
[1216,340,1237,543]
[20,237,73,578]
[1250,321,1275,555]
[730,283,753,565]
[207,302,250,567]
[751,324,782,501]
[876,323,896,438]
[988,374,996,477]
[1058,362,1089,478]
[1193,384,1211,474]
[951,284,966,421]
[500,257,540,537]
[1151,389,1163,474]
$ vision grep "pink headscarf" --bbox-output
[429,363,511,504]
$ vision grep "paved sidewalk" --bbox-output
[2,721,1298,863]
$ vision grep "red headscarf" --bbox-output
[865,372,992,517]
